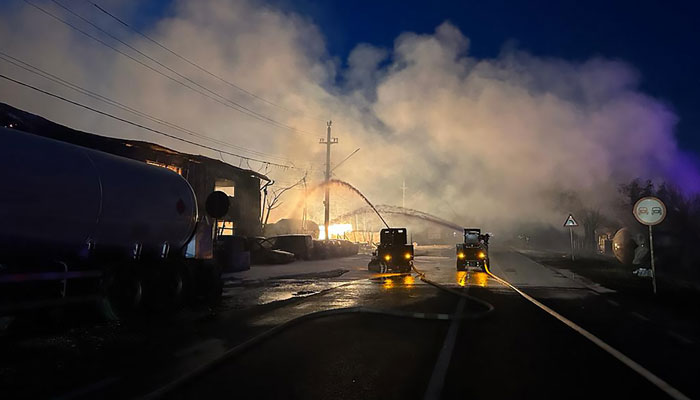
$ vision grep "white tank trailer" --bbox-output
[0,127,228,318]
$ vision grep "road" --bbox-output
[2,246,697,399]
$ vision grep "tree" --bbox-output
[618,179,654,207]
[580,208,603,253]
[262,176,306,230]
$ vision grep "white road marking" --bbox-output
[423,297,466,400]
[630,311,651,322]
[486,268,691,400]
[667,331,695,345]
[607,299,621,307]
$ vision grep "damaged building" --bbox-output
[1,102,268,258]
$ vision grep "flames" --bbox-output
[318,223,353,240]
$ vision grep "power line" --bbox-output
[331,147,360,174]
[86,0,327,124]
[22,0,318,137]
[0,72,296,169]
[51,0,310,137]
[50,0,320,136]
[0,51,308,165]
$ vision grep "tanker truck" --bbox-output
[0,127,229,319]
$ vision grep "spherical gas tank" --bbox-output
[612,227,635,266]
[0,128,197,261]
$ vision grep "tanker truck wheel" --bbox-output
[193,261,222,307]
[98,265,143,321]
[142,262,189,312]
[171,262,193,308]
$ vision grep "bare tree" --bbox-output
[262,175,306,230]
[580,208,602,253]
[260,180,274,224]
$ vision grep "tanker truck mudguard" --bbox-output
[368,228,414,273]
[0,127,224,318]
[456,228,490,271]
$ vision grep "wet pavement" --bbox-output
[1,246,697,399]
[163,246,679,399]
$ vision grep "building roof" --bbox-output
[0,102,271,182]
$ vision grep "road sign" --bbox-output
[563,214,578,261]
[633,197,666,295]
[563,214,578,227]
[633,197,666,226]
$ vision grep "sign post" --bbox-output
[563,214,579,261]
[633,197,666,295]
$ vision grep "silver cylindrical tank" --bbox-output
[0,127,197,261]
[612,227,636,266]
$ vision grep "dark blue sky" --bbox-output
[144,0,700,153]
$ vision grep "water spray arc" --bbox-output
[326,179,390,229]
[290,178,390,230]
[333,205,463,231]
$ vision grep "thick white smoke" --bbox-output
[1,0,696,232]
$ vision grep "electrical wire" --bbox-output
[0,72,296,169]
[0,51,303,165]
[22,0,319,137]
[50,0,317,136]
[85,0,328,124]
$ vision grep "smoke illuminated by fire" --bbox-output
[1,0,699,232]
[318,223,353,240]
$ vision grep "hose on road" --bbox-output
[140,268,495,399]
[412,264,495,318]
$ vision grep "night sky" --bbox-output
[273,0,700,154]
[55,0,700,156]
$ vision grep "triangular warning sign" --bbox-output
[563,214,578,227]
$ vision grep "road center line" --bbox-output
[667,330,694,345]
[486,268,691,400]
[630,311,651,322]
[423,297,466,400]
[607,299,621,307]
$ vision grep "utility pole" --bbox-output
[401,179,407,209]
[301,174,307,233]
[320,121,338,240]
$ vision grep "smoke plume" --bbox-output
[1,0,697,233]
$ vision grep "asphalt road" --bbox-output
[137,246,695,399]
[2,246,697,399]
